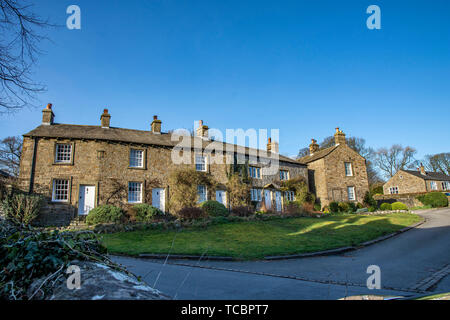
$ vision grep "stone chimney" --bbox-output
[309,139,319,155]
[100,109,111,128]
[151,115,161,134]
[267,137,279,154]
[42,103,54,125]
[419,163,426,175]
[196,120,209,139]
[334,127,346,145]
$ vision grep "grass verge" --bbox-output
[101,213,422,260]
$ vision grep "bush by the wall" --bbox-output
[1,193,43,225]
[347,202,357,212]
[132,204,164,223]
[380,203,392,211]
[391,202,408,210]
[363,191,377,207]
[338,202,350,212]
[368,206,376,212]
[86,205,125,225]
[178,207,206,220]
[231,206,253,217]
[329,201,339,213]
[200,200,229,217]
[417,192,448,208]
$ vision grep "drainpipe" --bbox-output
[28,137,38,194]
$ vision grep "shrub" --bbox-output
[417,192,449,208]
[338,202,350,212]
[347,202,357,212]
[178,207,206,220]
[227,174,251,208]
[363,191,377,207]
[314,203,321,212]
[231,206,253,217]
[391,202,408,211]
[368,206,376,212]
[1,193,43,225]
[380,203,392,211]
[301,202,314,213]
[132,204,164,223]
[86,205,125,225]
[329,201,339,213]
[200,200,229,217]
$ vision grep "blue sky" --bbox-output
[1,0,449,159]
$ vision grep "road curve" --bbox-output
[112,208,450,299]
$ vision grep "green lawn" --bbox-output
[101,213,422,260]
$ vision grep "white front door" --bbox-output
[275,191,282,212]
[152,188,165,212]
[264,190,272,209]
[78,185,95,215]
[216,190,226,206]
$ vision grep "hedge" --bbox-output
[417,192,448,208]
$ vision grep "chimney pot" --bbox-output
[334,127,346,145]
[196,120,209,139]
[100,109,111,128]
[151,115,162,134]
[420,163,426,175]
[42,103,55,125]
[309,138,319,155]
[267,137,279,154]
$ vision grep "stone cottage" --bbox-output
[383,164,450,195]
[18,104,308,226]
[297,128,370,208]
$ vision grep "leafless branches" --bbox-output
[0,135,22,177]
[374,145,418,178]
[423,152,450,175]
[0,0,52,112]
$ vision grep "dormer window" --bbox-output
[55,143,72,163]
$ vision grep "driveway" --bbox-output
[111,208,450,299]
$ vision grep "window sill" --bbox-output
[128,166,146,170]
[53,162,73,166]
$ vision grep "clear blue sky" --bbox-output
[1,0,449,159]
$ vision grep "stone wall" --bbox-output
[374,193,425,208]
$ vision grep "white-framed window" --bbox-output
[442,181,450,191]
[250,188,262,201]
[129,149,144,168]
[389,186,399,194]
[285,191,295,202]
[197,185,207,203]
[55,143,72,163]
[279,170,289,181]
[52,179,69,202]
[249,166,261,179]
[347,186,356,201]
[430,181,438,191]
[128,182,142,203]
[344,162,353,176]
[195,155,207,172]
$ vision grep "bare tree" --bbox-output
[0,0,52,112]
[375,145,418,178]
[422,152,450,175]
[0,136,22,177]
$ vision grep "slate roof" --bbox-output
[23,124,304,166]
[402,169,450,181]
[297,145,339,164]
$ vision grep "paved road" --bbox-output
[111,208,450,299]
